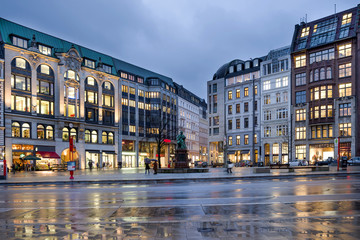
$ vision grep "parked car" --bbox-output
[316,159,331,166]
[348,157,360,166]
[289,160,308,167]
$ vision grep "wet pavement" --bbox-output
[0,175,360,239]
[3,166,360,185]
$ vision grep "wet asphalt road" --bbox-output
[1,175,360,239]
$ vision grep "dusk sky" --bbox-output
[0,0,357,99]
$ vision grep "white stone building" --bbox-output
[260,46,291,164]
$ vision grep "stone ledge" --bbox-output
[158,168,209,173]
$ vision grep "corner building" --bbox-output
[290,6,360,163]
[0,18,205,169]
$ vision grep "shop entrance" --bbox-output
[309,144,334,164]
[61,148,79,169]
[122,155,136,168]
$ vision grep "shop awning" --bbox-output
[103,151,117,155]
[36,151,61,159]
[227,150,236,154]
[241,150,250,154]
[86,150,101,153]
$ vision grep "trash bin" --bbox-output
[341,159,347,169]
[257,162,264,167]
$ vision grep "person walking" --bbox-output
[227,160,233,173]
[145,158,150,175]
[153,160,158,175]
[88,160,93,170]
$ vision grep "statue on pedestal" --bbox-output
[177,131,187,150]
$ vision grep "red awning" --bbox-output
[36,151,61,159]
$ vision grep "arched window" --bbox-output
[108,132,114,144]
[91,130,98,143]
[309,70,313,82]
[85,130,91,143]
[103,81,113,91]
[46,126,54,140]
[62,127,69,141]
[37,125,45,139]
[12,122,20,138]
[86,76,97,86]
[320,68,325,80]
[327,67,332,79]
[102,132,108,144]
[314,69,319,81]
[22,123,30,138]
[70,128,77,141]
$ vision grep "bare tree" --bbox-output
[147,108,176,168]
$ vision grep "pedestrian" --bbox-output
[153,160,158,175]
[227,160,233,173]
[145,158,150,175]
[48,162,51,170]
[88,160,93,170]
[96,162,99,169]
[11,163,15,174]
[102,162,105,169]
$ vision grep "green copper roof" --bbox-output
[0,18,173,84]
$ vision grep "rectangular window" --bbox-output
[339,103,351,117]
[213,84,217,93]
[213,128,219,135]
[300,27,310,37]
[228,105,232,114]
[320,105,326,118]
[213,116,219,126]
[85,59,95,68]
[276,93,281,103]
[236,89,240,98]
[341,13,352,25]
[339,123,351,137]
[295,91,306,104]
[244,118,249,128]
[244,87,249,96]
[295,109,306,121]
[11,95,31,112]
[263,81,271,90]
[309,48,335,64]
[295,145,306,160]
[339,83,352,97]
[228,91,232,100]
[236,135,240,145]
[129,87,136,95]
[244,102,248,112]
[228,120,232,130]
[338,43,351,58]
[264,95,270,105]
[295,55,306,68]
[12,36,28,48]
[339,63,351,78]
[275,78,281,88]
[122,85,128,93]
[228,136,232,146]
[295,127,306,140]
[236,119,240,129]
[103,95,114,107]
[138,89,144,97]
[295,73,306,86]
[11,75,31,91]
[103,65,112,74]
[38,44,51,55]
[236,104,240,113]
[244,135,249,145]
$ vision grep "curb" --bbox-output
[1,171,359,186]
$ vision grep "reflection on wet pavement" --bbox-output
[0,176,359,239]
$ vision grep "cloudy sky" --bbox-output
[0,0,357,99]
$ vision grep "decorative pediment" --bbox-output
[28,53,40,68]
[64,46,82,72]
[64,78,80,88]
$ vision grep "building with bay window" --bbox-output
[290,6,360,163]
[0,18,205,170]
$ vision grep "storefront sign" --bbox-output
[67,161,76,171]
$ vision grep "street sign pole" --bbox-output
[335,137,340,171]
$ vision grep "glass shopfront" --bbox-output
[309,143,334,164]
[102,152,116,168]
[86,151,100,169]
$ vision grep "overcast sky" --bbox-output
[0,0,357,99]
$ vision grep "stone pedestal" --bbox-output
[175,149,189,168]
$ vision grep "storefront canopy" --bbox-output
[36,151,60,159]
[241,150,250,154]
